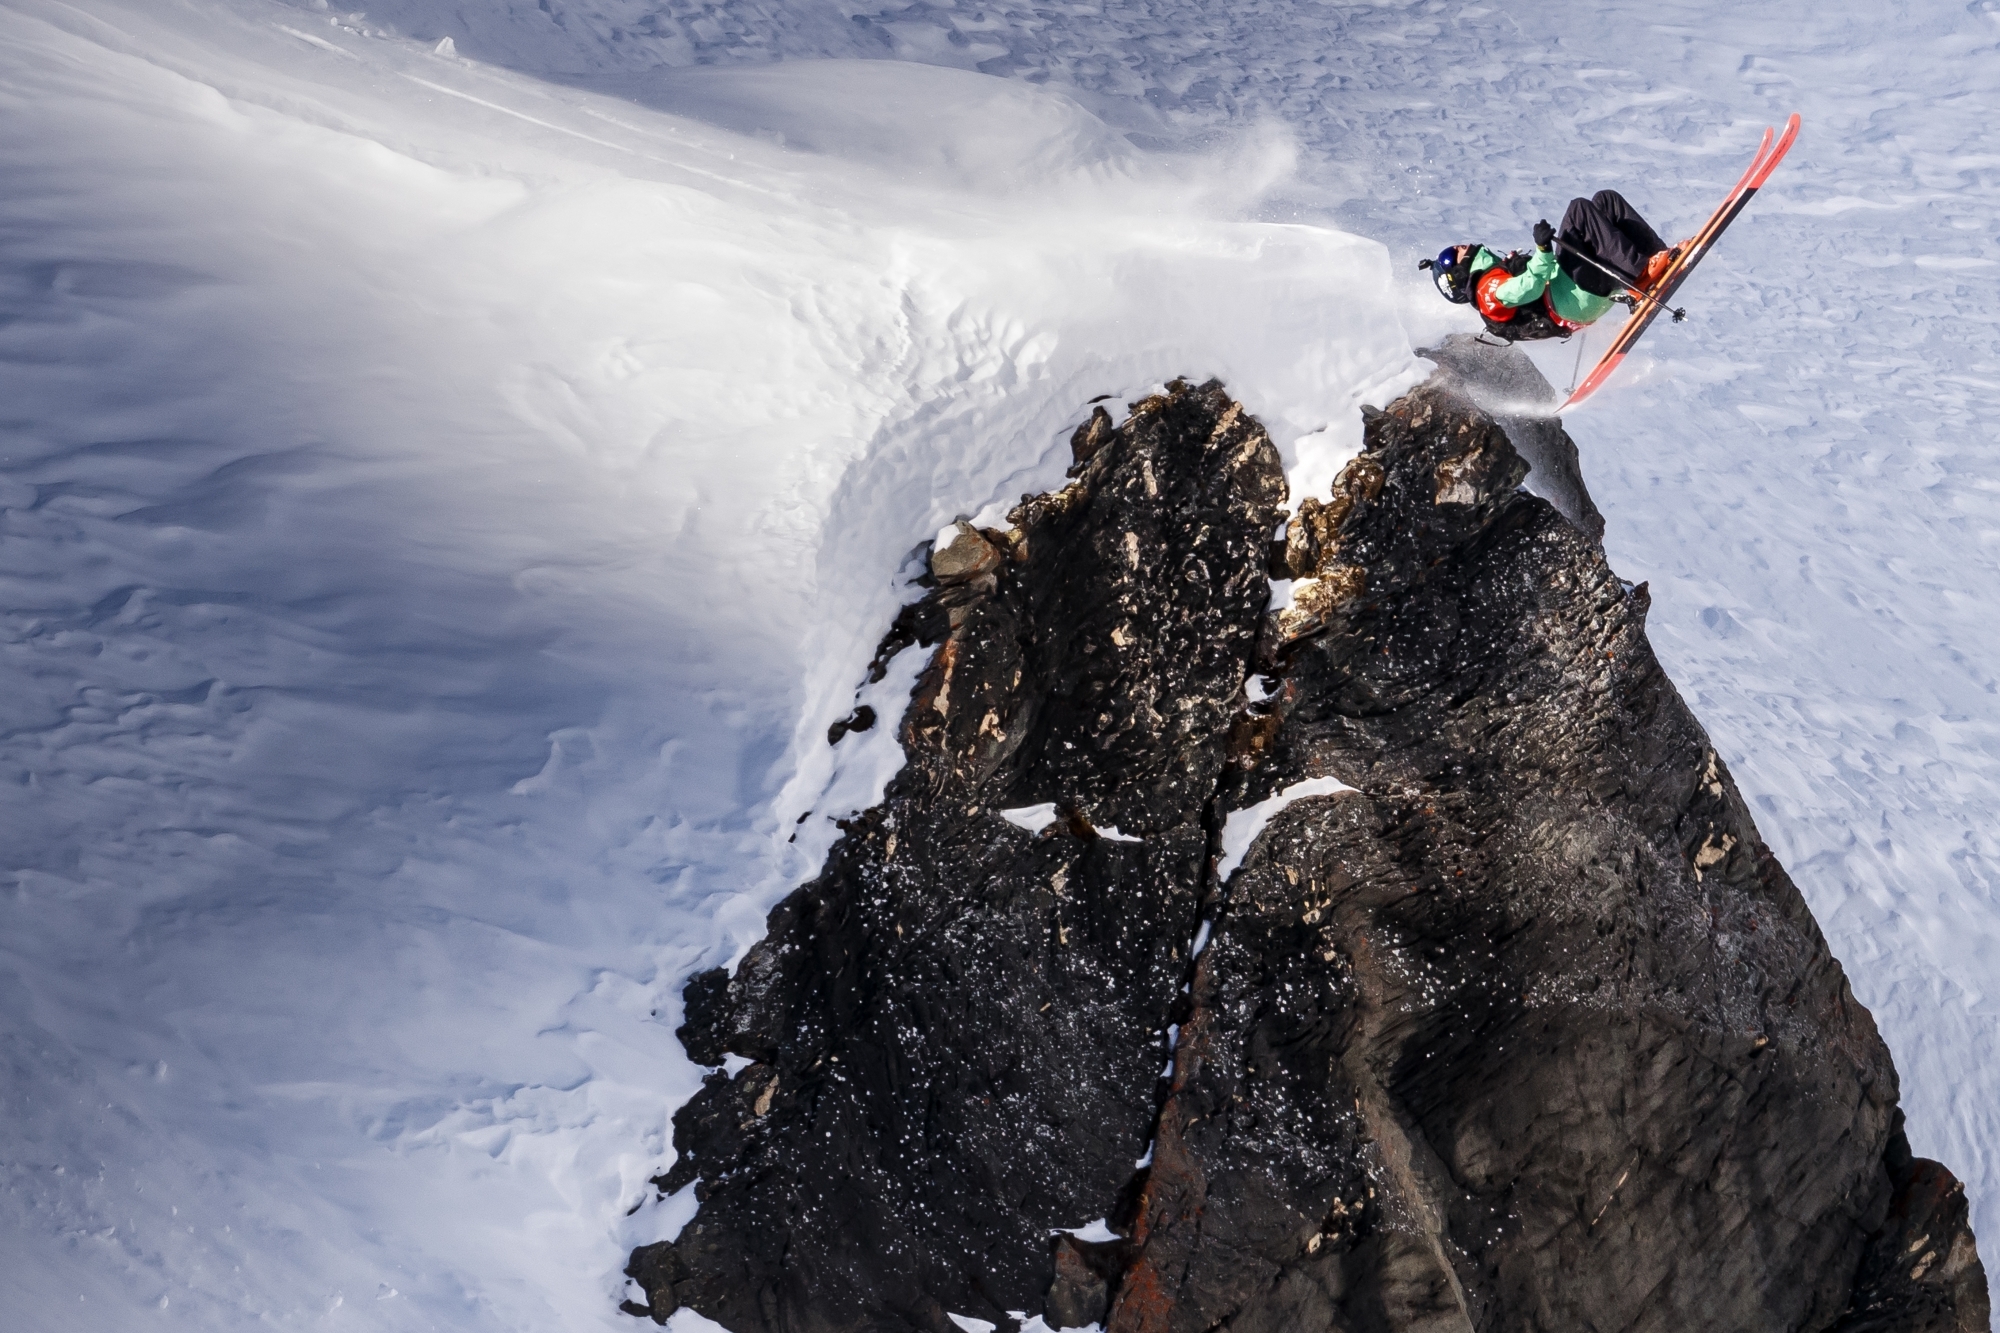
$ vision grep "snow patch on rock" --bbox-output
[1001,803,1062,834]
[1217,776,1360,880]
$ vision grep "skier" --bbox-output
[1420,190,1681,343]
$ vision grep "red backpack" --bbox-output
[1473,252,1573,343]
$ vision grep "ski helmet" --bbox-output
[1418,245,1478,304]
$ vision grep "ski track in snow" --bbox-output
[3,0,1998,1327]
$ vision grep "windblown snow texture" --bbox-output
[631,370,1987,1333]
[0,6,1411,1327]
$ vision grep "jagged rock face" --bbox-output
[637,380,1287,1333]
[1111,381,1987,1333]
[626,366,1988,1333]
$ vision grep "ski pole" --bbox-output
[1554,238,1652,302]
[1555,240,1687,322]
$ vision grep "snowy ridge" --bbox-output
[0,1,1414,1328]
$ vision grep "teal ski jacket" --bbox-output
[1470,246,1615,327]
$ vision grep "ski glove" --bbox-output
[1532,219,1556,251]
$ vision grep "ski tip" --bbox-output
[1745,113,1804,190]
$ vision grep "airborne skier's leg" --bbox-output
[1590,189,1669,261]
[1556,191,1664,296]
[1558,113,1802,410]
[1591,189,1684,288]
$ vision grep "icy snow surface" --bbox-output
[4,0,2000,1328]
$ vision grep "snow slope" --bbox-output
[4,0,1999,1329]
[0,2,1414,1328]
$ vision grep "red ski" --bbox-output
[1559,114,1801,412]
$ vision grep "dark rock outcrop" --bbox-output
[1417,336,1603,546]
[634,379,1288,1332]
[625,361,1986,1333]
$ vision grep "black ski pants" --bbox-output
[1556,190,1668,296]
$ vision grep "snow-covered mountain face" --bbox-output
[1,0,1995,1330]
